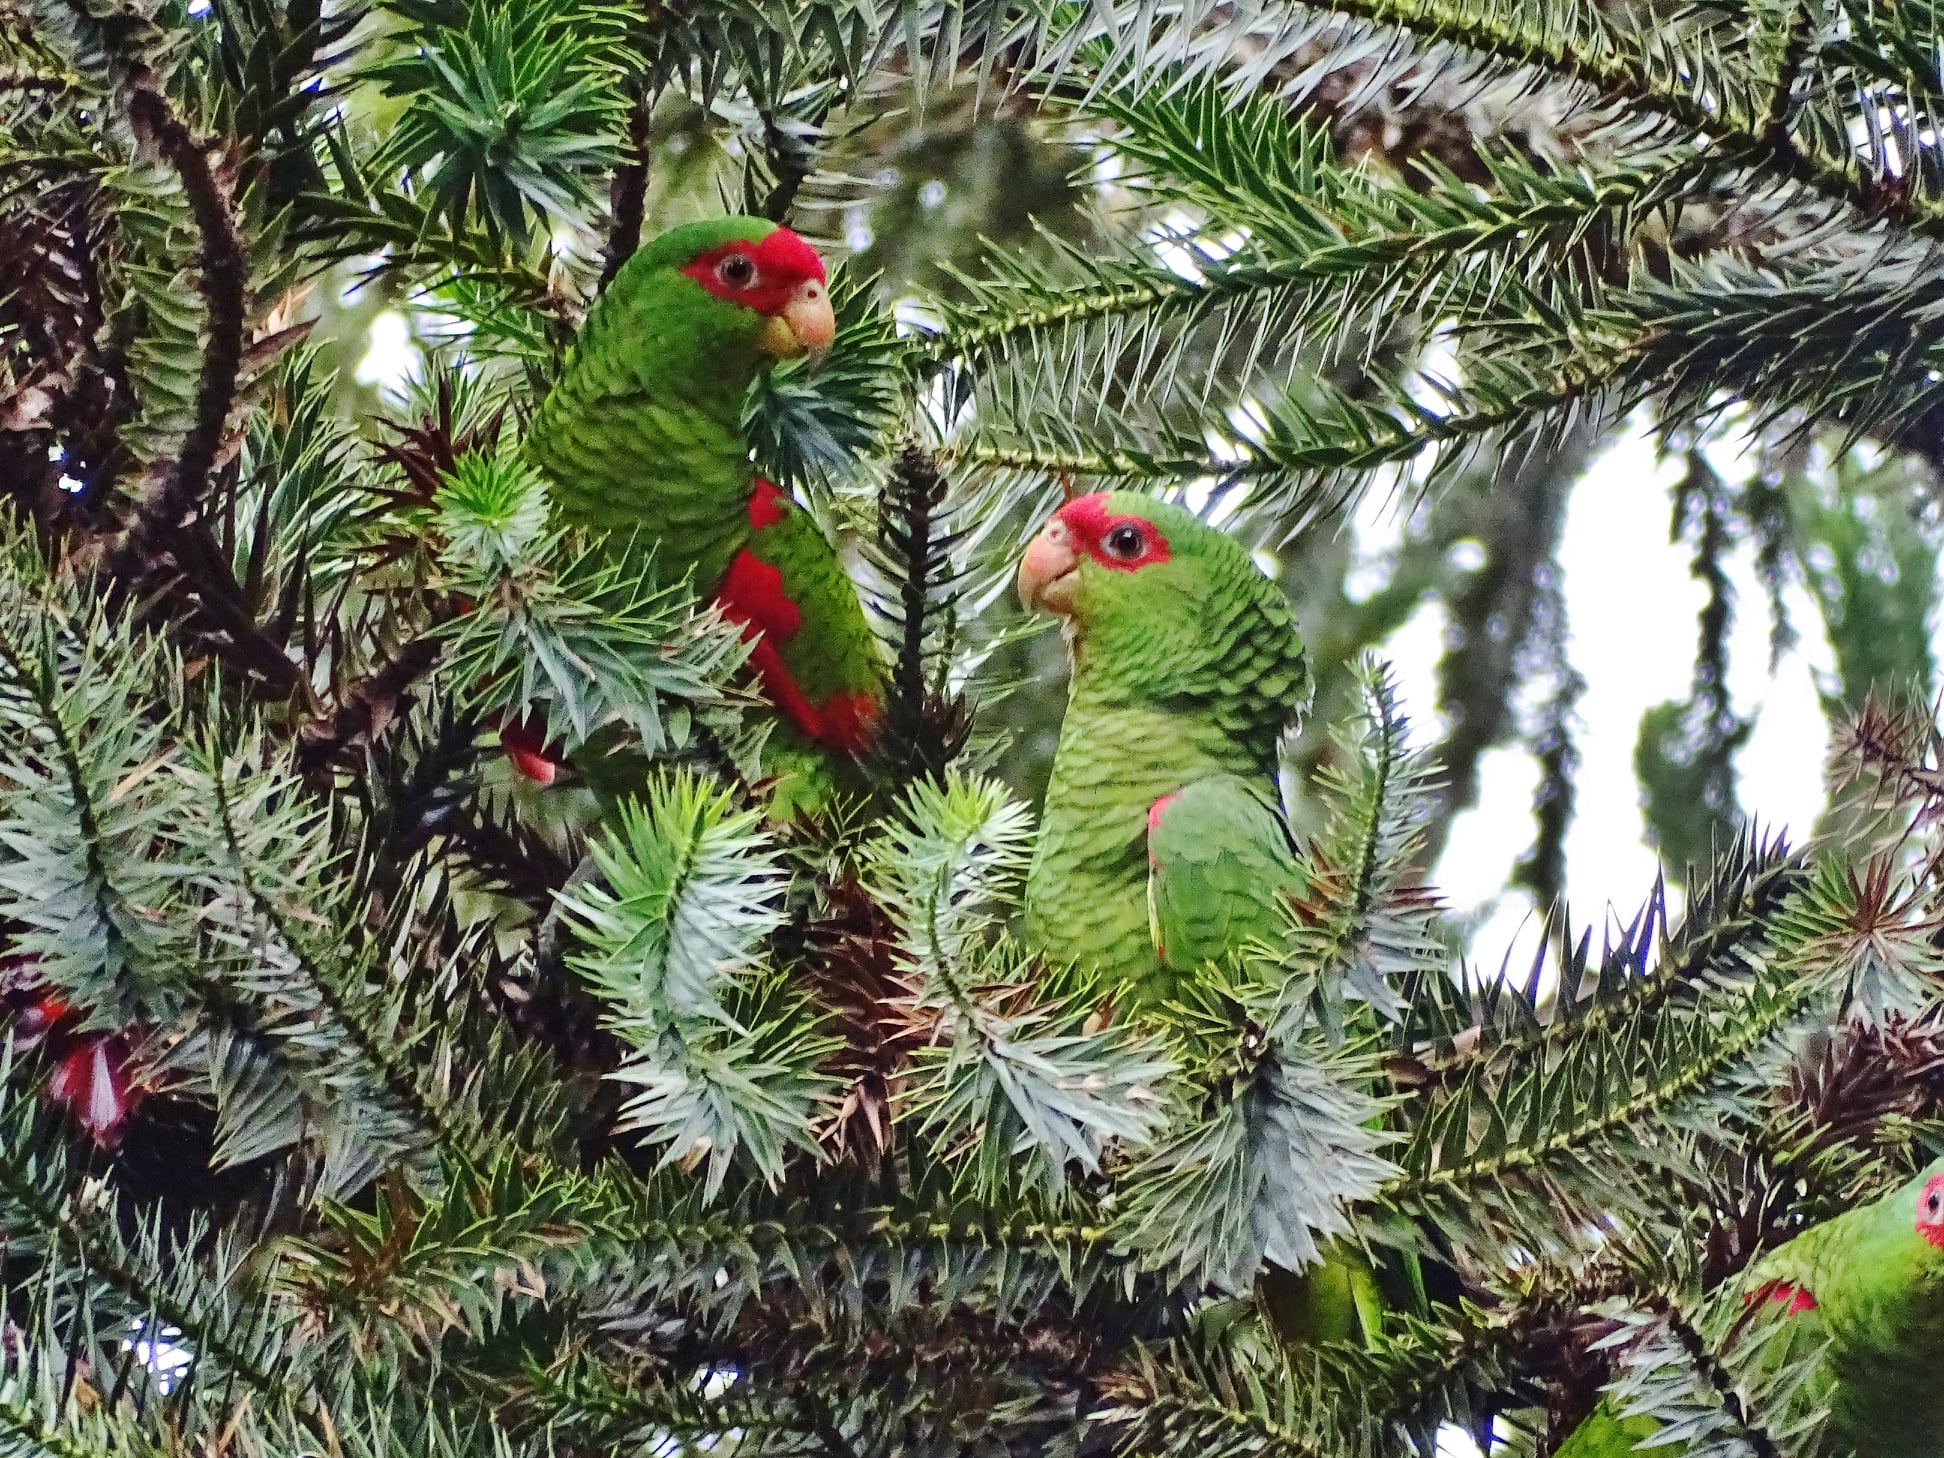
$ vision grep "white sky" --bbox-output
[1375,415,1843,976]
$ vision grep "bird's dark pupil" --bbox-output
[1108,527,1141,555]
[723,256,752,281]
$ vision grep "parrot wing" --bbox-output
[721,480,884,757]
[1145,774,1303,981]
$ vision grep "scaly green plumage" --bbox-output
[521,217,884,809]
[1020,492,1310,1009]
[1557,1158,1944,1456]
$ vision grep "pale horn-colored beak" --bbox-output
[1018,516,1080,615]
[758,277,837,359]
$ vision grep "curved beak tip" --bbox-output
[763,280,837,359]
[1018,525,1078,615]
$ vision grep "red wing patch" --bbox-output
[748,477,789,530]
[498,712,561,785]
[49,1036,138,1147]
[818,690,882,756]
[714,551,881,754]
[717,549,803,644]
[1744,1280,1818,1315]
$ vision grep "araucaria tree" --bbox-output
[12,0,1944,1454]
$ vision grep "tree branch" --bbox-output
[296,635,446,778]
[119,82,246,559]
[600,88,653,291]
[1302,0,1928,232]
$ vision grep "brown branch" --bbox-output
[296,635,445,777]
[102,83,319,705]
[118,82,246,561]
[600,90,653,291]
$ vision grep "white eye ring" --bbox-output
[717,253,756,286]
[1103,524,1145,560]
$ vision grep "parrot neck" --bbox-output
[524,288,769,590]
[1025,683,1276,996]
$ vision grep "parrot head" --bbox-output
[1017,491,1306,700]
[604,216,836,367]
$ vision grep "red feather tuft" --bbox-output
[818,690,882,756]
[3,967,144,1146]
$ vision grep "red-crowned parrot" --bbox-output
[1015,490,1312,1012]
[515,216,884,811]
[1557,1158,1944,1457]
[1016,491,1411,1343]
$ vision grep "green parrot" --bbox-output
[1016,490,1312,1013]
[1556,1158,1944,1457]
[1018,490,1414,1345]
[512,216,884,811]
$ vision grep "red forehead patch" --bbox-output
[1055,492,1172,572]
[1916,1173,1944,1251]
[680,228,827,316]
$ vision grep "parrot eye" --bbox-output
[1102,523,1147,561]
[716,253,757,287]
[1919,1176,1944,1238]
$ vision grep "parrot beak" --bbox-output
[759,277,837,359]
[1018,516,1080,615]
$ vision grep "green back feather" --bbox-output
[525,216,783,588]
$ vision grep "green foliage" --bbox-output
[15,0,1944,1455]
[364,0,626,247]
[561,771,833,1193]
[867,771,1173,1196]
[432,452,750,754]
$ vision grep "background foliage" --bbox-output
[7,0,1944,1454]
